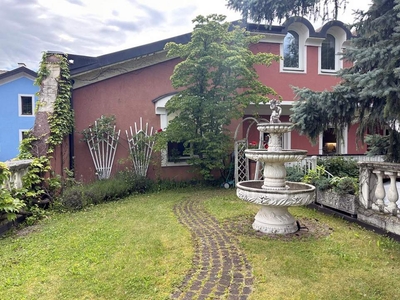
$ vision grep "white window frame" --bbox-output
[318,125,348,155]
[18,94,35,116]
[283,31,300,69]
[19,129,30,142]
[155,94,194,167]
[320,34,336,71]
[280,23,308,73]
[319,26,347,74]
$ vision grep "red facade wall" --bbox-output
[71,38,365,182]
[72,59,199,182]
[251,43,343,99]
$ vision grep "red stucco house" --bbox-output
[64,17,363,182]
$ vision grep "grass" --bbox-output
[204,193,400,299]
[0,190,193,300]
[1,188,400,299]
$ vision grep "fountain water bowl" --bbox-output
[236,121,315,234]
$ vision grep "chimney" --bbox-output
[18,63,26,67]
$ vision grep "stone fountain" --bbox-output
[236,100,315,234]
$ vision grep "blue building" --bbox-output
[0,65,37,161]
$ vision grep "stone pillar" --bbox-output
[31,53,62,157]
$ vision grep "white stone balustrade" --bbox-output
[2,160,32,191]
[359,162,400,216]
[358,162,400,235]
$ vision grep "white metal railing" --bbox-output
[319,155,385,163]
[285,156,317,173]
[285,155,385,173]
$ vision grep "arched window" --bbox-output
[154,93,193,166]
[321,34,336,70]
[283,31,299,68]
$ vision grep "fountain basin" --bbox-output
[236,181,315,206]
[245,149,307,163]
[236,180,316,234]
[257,122,294,133]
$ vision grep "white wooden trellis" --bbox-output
[86,118,120,180]
[234,117,268,184]
[126,118,154,177]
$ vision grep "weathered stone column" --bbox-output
[31,53,62,157]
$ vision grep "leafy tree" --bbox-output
[290,0,400,162]
[226,0,348,23]
[159,14,278,180]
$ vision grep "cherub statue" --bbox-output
[270,99,281,123]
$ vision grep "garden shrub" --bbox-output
[286,167,306,182]
[318,156,359,178]
[59,170,154,211]
[302,165,326,186]
[0,162,26,221]
[301,161,359,195]
[314,176,332,191]
[59,185,86,211]
[330,176,358,195]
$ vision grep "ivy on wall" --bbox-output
[0,53,75,222]
[35,52,74,151]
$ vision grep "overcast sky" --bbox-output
[0,0,372,71]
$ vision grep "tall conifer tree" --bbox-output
[227,0,347,23]
[290,0,400,162]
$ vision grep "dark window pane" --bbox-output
[323,128,337,155]
[21,96,33,115]
[321,34,335,70]
[168,141,189,162]
[283,31,299,68]
[21,131,30,140]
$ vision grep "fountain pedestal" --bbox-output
[236,122,315,234]
[254,206,297,234]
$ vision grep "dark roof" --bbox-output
[0,66,37,81]
[318,20,353,40]
[68,33,192,76]
[248,16,352,39]
[67,17,353,76]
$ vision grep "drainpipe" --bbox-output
[69,79,75,171]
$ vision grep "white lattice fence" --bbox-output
[235,140,248,184]
[126,118,154,177]
[85,118,120,180]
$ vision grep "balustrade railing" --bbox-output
[359,162,400,217]
[2,160,32,191]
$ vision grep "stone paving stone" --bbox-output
[171,198,254,299]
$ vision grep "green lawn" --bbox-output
[1,188,400,300]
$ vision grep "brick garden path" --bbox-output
[171,197,253,300]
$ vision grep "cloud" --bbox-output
[169,5,198,27]
[0,0,369,71]
[105,20,140,32]
[66,0,85,5]
[0,0,238,70]
[136,3,166,25]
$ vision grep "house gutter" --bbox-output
[69,79,75,171]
